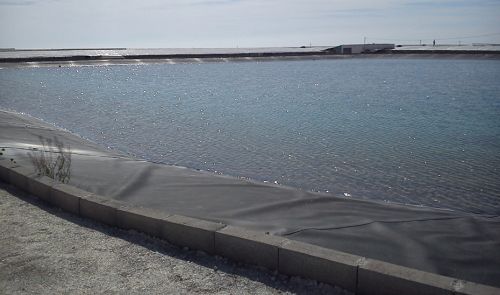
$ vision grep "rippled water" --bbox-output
[1,58,500,215]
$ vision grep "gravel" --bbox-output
[0,182,351,294]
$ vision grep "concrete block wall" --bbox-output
[116,205,171,237]
[162,215,225,254]
[27,175,54,203]
[79,194,122,226]
[215,225,288,270]
[50,183,91,215]
[279,240,361,291]
[8,164,36,189]
[0,158,498,295]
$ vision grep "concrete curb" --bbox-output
[215,225,288,270]
[116,205,171,238]
[162,215,225,254]
[279,239,361,291]
[0,158,498,295]
[51,183,91,215]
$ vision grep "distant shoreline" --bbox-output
[1,46,500,66]
[1,53,499,68]
[0,44,500,63]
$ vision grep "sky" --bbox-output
[1,0,499,49]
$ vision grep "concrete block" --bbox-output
[215,225,287,270]
[116,205,171,237]
[8,165,35,191]
[161,215,225,254]
[0,159,17,183]
[26,175,55,202]
[80,194,122,226]
[278,240,361,292]
[454,280,500,295]
[50,183,92,215]
[357,258,455,295]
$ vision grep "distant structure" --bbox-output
[329,44,395,54]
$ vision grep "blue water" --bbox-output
[1,58,500,215]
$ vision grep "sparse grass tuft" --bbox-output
[28,136,72,183]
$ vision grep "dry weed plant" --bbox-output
[28,136,72,183]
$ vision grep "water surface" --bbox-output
[1,58,499,215]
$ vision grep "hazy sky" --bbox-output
[1,0,499,49]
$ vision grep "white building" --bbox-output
[330,44,395,54]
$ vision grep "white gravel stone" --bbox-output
[0,182,351,295]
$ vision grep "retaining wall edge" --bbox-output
[0,159,498,294]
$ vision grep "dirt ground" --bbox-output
[0,182,350,294]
